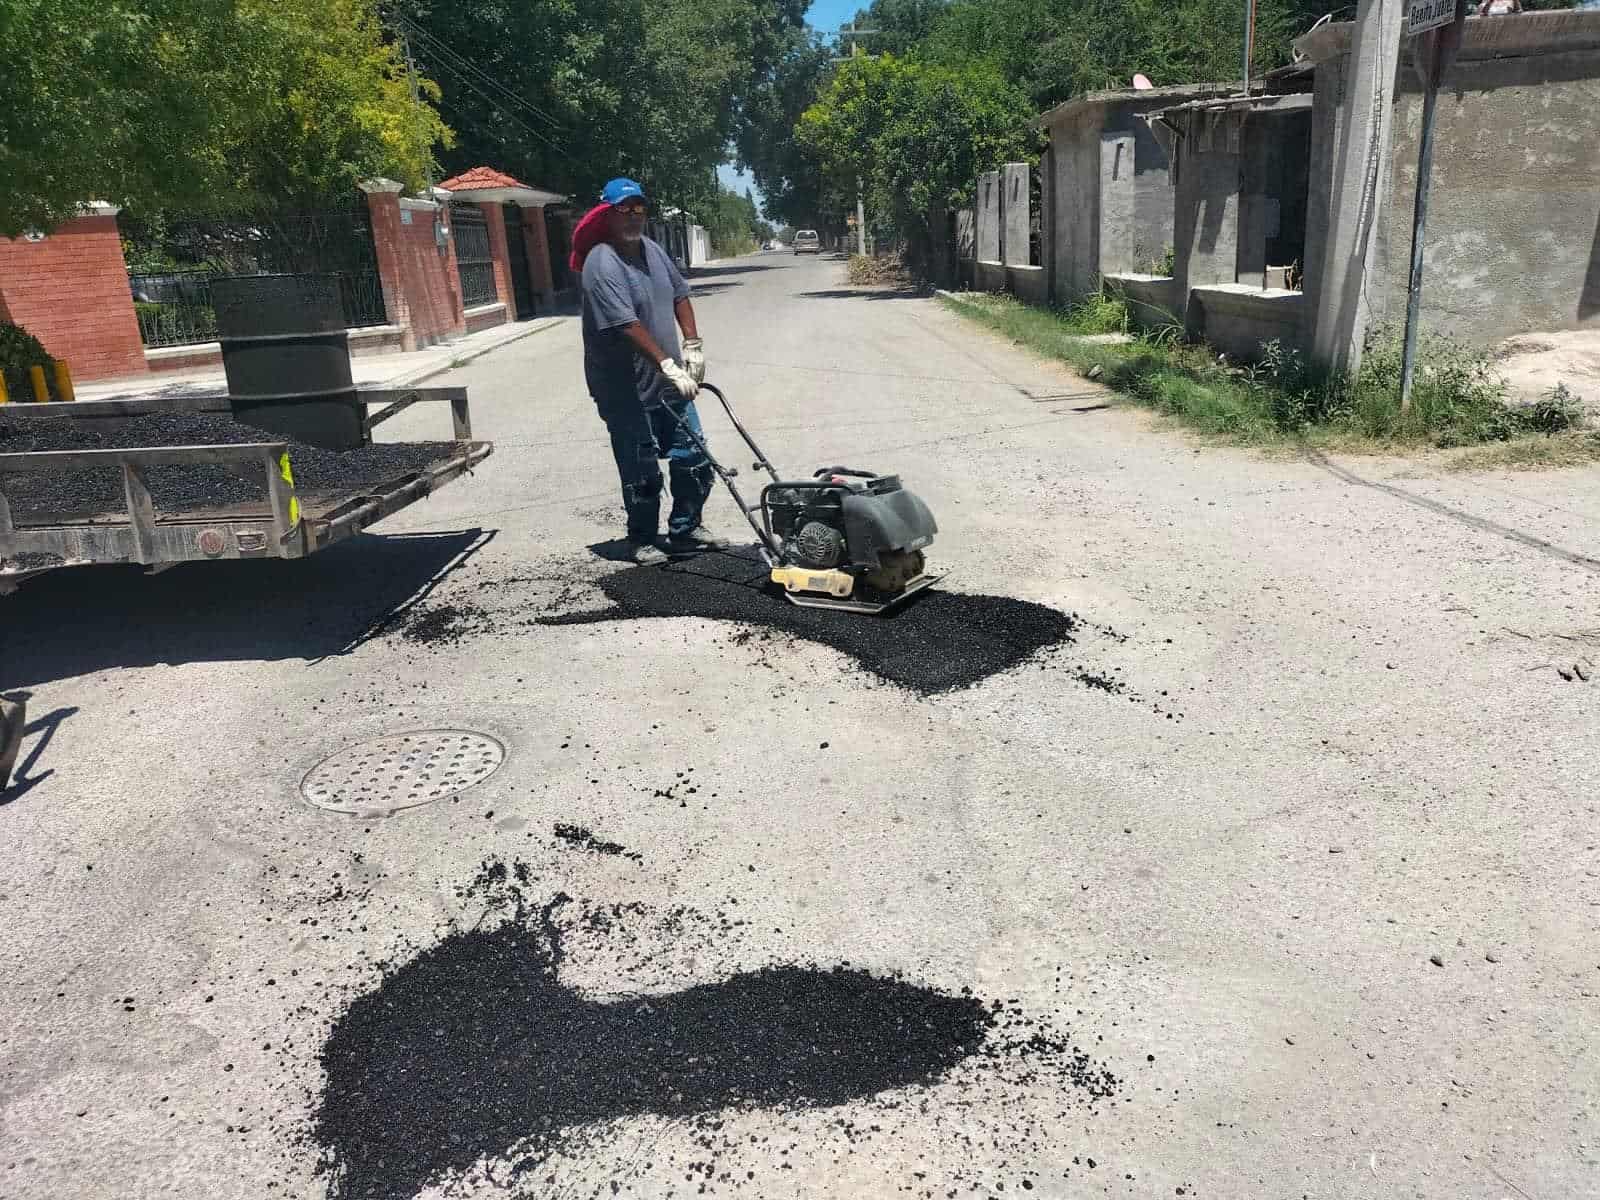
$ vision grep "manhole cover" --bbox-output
[300,729,505,816]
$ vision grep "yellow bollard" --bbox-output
[28,364,48,402]
[0,374,9,405]
[54,360,75,402]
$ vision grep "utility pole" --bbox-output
[834,22,879,257]
[399,27,448,250]
[1241,0,1257,92]
[1399,0,1468,411]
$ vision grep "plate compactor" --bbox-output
[658,383,942,615]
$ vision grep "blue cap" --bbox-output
[600,177,646,206]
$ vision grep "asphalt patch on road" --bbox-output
[553,822,643,863]
[538,550,1078,695]
[309,859,1120,1200]
[0,409,458,520]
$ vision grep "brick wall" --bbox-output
[520,205,555,306]
[399,203,466,346]
[0,213,147,380]
[480,201,513,314]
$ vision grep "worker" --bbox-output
[574,177,717,563]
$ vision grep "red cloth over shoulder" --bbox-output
[569,203,612,274]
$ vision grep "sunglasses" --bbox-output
[614,201,648,215]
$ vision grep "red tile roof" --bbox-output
[437,166,534,192]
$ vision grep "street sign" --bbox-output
[1406,0,1456,36]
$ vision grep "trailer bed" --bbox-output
[0,389,491,590]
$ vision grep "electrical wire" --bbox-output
[411,47,577,164]
[391,14,570,135]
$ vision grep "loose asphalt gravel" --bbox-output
[538,548,1079,694]
[3,253,1598,1200]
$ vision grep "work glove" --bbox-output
[681,337,706,384]
[659,357,699,400]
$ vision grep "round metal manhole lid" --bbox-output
[300,729,505,816]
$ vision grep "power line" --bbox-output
[391,14,570,134]
[399,18,570,134]
[419,50,576,165]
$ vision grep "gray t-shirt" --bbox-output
[581,237,690,409]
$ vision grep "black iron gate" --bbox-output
[502,206,536,319]
[123,208,388,348]
[451,205,498,308]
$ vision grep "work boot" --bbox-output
[666,527,727,555]
[626,537,669,566]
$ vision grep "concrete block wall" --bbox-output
[1378,33,1600,341]
[0,211,147,380]
[1039,86,1234,305]
[976,172,1002,264]
[1298,9,1600,358]
[1003,163,1031,267]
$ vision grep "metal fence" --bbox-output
[451,205,498,308]
[124,209,388,348]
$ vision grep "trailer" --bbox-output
[0,387,491,593]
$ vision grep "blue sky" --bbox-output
[716,0,865,212]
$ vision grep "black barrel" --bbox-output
[213,273,366,451]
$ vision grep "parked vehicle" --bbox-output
[793,230,821,255]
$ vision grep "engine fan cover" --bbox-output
[793,520,846,568]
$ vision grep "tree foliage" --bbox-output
[798,54,1039,260]
[699,185,768,255]
[387,0,807,217]
[0,0,448,235]
[733,29,840,232]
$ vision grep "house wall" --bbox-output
[1377,39,1600,341]
[1043,89,1231,304]
[1300,10,1600,354]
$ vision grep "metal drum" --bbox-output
[213,274,365,451]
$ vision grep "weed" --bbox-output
[1058,292,1130,336]
[939,291,1592,469]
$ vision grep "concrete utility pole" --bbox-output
[1307,0,1404,374]
[1242,0,1257,92]
[834,23,879,257]
[1399,0,1469,411]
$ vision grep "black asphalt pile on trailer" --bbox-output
[539,549,1078,695]
[0,410,457,521]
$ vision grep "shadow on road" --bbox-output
[795,288,931,302]
[0,697,78,805]
[1304,449,1600,574]
[689,264,774,279]
[1,529,496,689]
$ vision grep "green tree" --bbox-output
[798,54,1039,266]
[917,0,1338,106]
[732,29,842,233]
[0,0,448,235]
[842,0,950,57]
[234,0,451,209]
[388,0,806,213]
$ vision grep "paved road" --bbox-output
[4,251,1598,1199]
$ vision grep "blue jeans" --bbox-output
[597,396,712,540]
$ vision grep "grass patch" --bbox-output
[1442,430,1600,472]
[940,290,1593,464]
